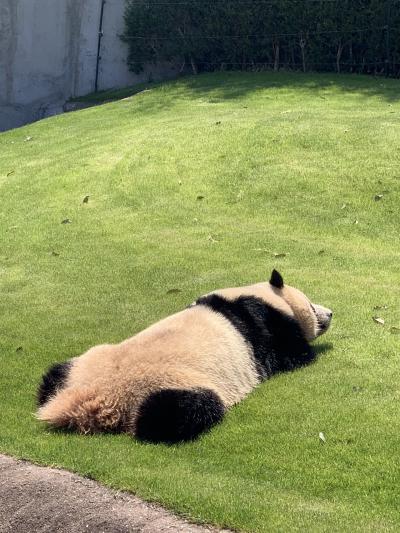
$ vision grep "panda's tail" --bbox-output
[135,388,225,443]
[36,386,123,434]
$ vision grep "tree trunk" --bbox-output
[177,27,197,74]
[336,41,344,73]
[299,34,306,72]
[349,40,353,72]
[273,40,280,71]
[291,43,296,70]
[190,55,198,75]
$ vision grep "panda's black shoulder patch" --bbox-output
[37,361,71,407]
[196,294,315,378]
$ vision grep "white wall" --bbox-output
[0,0,178,132]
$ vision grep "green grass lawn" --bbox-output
[1,72,399,531]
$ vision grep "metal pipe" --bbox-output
[95,0,106,92]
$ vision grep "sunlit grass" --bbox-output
[0,72,399,531]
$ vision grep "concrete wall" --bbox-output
[0,0,178,132]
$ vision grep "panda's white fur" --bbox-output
[37,270,332,442]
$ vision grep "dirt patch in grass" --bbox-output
[0,454,229,533]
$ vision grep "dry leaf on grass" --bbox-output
[372,317,385,326]
[166,288,182,295]
[273,253,287,258]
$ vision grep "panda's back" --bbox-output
[69,305,259,407]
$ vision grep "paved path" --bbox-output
[0,454,230,533]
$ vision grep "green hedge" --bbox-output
[122,0,400,77]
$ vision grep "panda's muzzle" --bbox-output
[313,304,333,336]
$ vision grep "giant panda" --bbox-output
[37,270,332,443]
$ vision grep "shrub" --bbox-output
[122,0,400,77]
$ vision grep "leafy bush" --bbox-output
[122,0,400,76]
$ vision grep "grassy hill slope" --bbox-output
[0,72,399,531]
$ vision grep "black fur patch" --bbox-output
[196,294,315,378]
[37,361,71,407]
[135,388,225,444]
[270,269,284,289]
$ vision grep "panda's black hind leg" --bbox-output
[135,388,225,444]
[37,361,71,406]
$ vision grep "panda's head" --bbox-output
[269,269,332,341]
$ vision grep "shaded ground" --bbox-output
[0,455,229,533]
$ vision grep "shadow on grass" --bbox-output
[69,82,153,104]
[71,71,400,113]
[314,342,334,357]
[177,71,400,103]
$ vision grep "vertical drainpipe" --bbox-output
[95,0,106,92]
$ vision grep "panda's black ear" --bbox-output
[270,269,284,289]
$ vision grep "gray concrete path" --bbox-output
[0,454,230,533]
